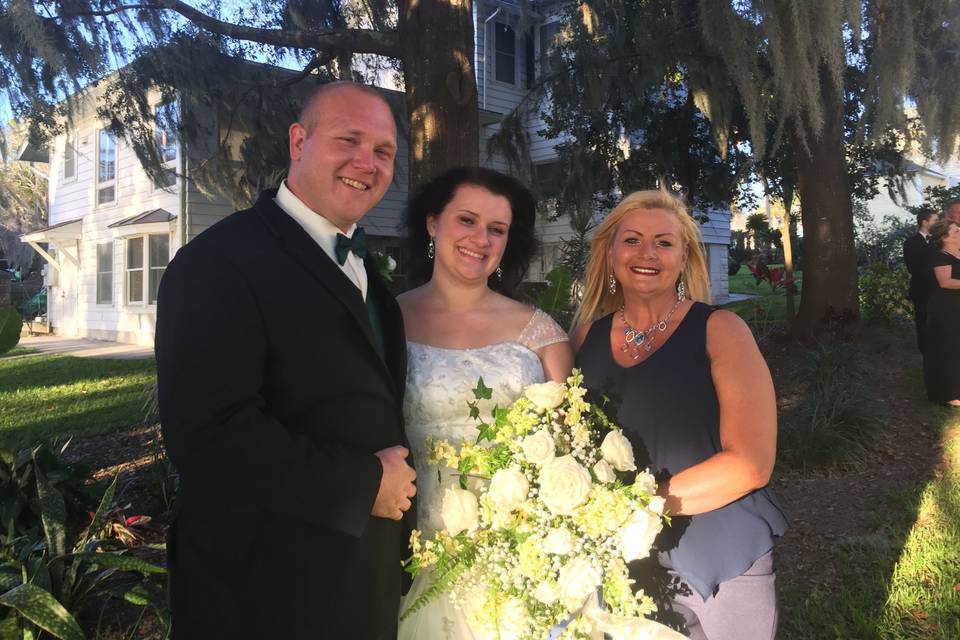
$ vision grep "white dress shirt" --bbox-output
[275,181,368,300]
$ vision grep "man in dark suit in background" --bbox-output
[903,208,939,351]
[156,82,416,639]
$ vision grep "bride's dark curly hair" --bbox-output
[402,166,538,293]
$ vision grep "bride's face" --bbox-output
[427,183,513,283]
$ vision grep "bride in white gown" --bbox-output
[396,167,573,639]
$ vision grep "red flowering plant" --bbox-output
[746,259,798,294]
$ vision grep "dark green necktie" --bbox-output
[335,227,368,265]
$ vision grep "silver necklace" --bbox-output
[619,298,683,359]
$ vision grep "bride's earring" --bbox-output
[427,237,435,260]
[608,274,617,295]
[496,266,503,280]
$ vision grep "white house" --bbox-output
[21,3,732,346]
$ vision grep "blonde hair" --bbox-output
[572,190,711,329]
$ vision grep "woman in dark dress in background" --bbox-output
[923,219,960,406]
[570,190,789,640]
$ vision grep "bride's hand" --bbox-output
[373,445,417,520]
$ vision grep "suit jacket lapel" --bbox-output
[253,191,386,370]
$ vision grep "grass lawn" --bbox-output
[0,354,156,448]
[0,346,37,359]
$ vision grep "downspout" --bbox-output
[179,120,188,253]
[482,7,503,110]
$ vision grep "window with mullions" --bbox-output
[97,129,117,206]
[96,243,113,305]
[125,234,169,305]
[154,101,179,189]
[63,134,76,181]
[494,22,516,85]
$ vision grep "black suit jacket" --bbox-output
[904,232,935,302]
[156,190,411,639]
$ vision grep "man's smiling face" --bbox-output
[287,85,398,231]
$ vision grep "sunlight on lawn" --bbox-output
[0,354,156,448]
[882,413,960,638]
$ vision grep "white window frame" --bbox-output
[63,133,77,183]
[96,242,114,306]
[152,100,179,192]
[124,233,169,307]
[96,128,118,207]
[492,21,518,86]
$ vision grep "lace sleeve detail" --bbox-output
[518,308,570,351]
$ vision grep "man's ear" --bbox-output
[289,122,306,161]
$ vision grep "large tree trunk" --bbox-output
[790,66,859,340]
[398,0,479,191]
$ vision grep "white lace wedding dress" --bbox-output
[398,308,569,640]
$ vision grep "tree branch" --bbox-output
[153,0,400,58]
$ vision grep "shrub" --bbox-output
[858,263,912,323]
[779,342,880,469]
[0,307,21,356]
[537,266,575,329]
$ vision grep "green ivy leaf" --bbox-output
[472,377,493,401]
[0,583,84,640]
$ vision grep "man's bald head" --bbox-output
[298,82,394,136]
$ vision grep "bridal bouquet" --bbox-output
[402,371,683,640]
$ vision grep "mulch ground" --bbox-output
[57,323,945,637]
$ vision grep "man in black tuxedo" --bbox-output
[156,82,417,639]
[903,208,939,351]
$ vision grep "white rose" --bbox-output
[533,580,561,605]
[620,509,663,562]
[557,556,602,609]
[543,527,575,555]
[495,598,530,640]
[523,381,566,411]
[487,467,529,512]
[633,470,657,496]
[600,430,637,472]
[539,455,592,516]
[441,487,479,535]
[647,495,667,516]
[520,429,555,466]
[592,459,616,484]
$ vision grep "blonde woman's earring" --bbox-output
[677,277,686,301]
[608,274,617,295]
[427,237,435,260]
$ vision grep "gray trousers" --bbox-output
[668,550,778,640]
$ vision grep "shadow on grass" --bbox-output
[779,368,959,639]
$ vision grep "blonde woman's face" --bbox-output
[608,208,686,299]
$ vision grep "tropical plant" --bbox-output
[537,266,575,330]
[0,446,95,545]
[746,260,798,294]
[0,306,21,356]
[0,470,168,639]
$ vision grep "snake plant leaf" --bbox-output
[0,583,84,640]
[32,454,66,558]
[70,553,165,575]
